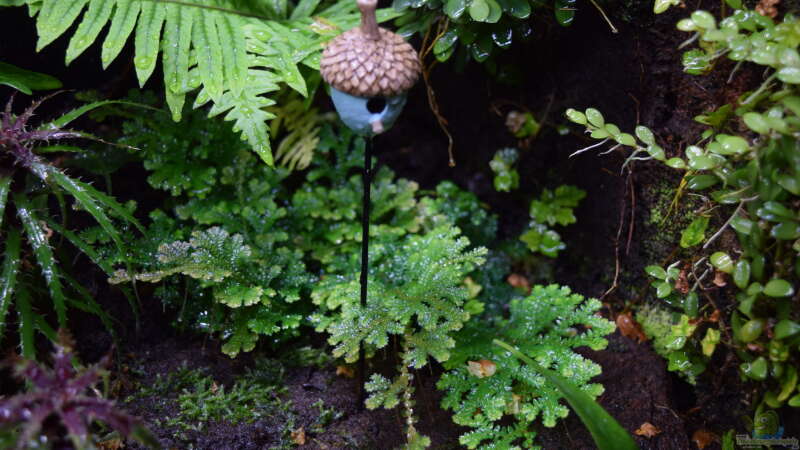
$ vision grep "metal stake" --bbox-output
[358,137,373,409]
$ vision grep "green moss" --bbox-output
[641,182,703,262]
[636,302,677,357]
[128,358,296,441]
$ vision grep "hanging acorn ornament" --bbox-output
[320,0,421,135]
[320,0,421,408]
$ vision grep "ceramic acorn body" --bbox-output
[320,0,421,135]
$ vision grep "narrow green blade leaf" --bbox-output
[34,145,85,153]
[33,311,58,343]
[45,216,139,323]
[71,177,144,232]
[102,0,141,69]
[46,99,147,129]
[16,288,36,359]
[0,62,61,94]
[0,174,11,229]
[216,13,248,97]
[192,8,224,101]
[38,165,131,246]
[43,217,112,274]
[40,165,142,320]
[162,2,194,120]
[134,1,166,85]
[65,0,114,64]
[0,228,22,345]
[494,339,638,450]
[36,0,89,51]
[63,274,116,335]
[15,193,67,327]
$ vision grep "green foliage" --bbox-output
[3,0,401,165]
[110,226,305,357]
[268,92,334,171]
[0,61,61,94]
[489,147,519,192]
[290,125,426,269]
[664,4,800,405]
[568,3,800,397]
[112,102,498,369]
[519,185,585,258]
[397,0,611,69]
[400,0,616,67]
[108,97,310,357]
[421,180,498,247]
[566,107,668,168]
[111,93,603,447]
[653,0,680,14]
[395,0,535,65]
[128,358,295,443]
[0,333,158,449]
[493,339,637,450]
[680,216,709,248]
[299,128,490,445]
[438,284,615,449]
[166,369,283,431]
[312,225,486,366]
[0,92,140,357]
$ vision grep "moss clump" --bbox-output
[127,358,296,443]
[636,302,676,356]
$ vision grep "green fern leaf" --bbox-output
[65,0,113,64]
[216,13,248,97]
[133,1,166,85]
[192,8,224,101]
[17,0,407,166]
[216,283,263,308]
[162,3,194,119]
[35,0,88,51]
[203,71,279,165]
[101,0,141,68]
[290,0,322,20]
[365,373,404,409]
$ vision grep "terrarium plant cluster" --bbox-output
[0,60,619,446]
[0,0,715,447]
[566,1,800,410]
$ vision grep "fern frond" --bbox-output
[438,284,615,448]
[15,0,407,166]
[269,94,330,170]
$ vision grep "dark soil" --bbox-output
[2,1,799,449]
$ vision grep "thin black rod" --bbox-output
[357,137,373,409]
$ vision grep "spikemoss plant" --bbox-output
[312,226,487,446]
[106,98,309,357]
[438,284,615,449]
[108,101,496,368]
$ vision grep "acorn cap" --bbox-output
[320,0,421,98]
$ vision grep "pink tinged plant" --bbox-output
[0,335,158,449]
